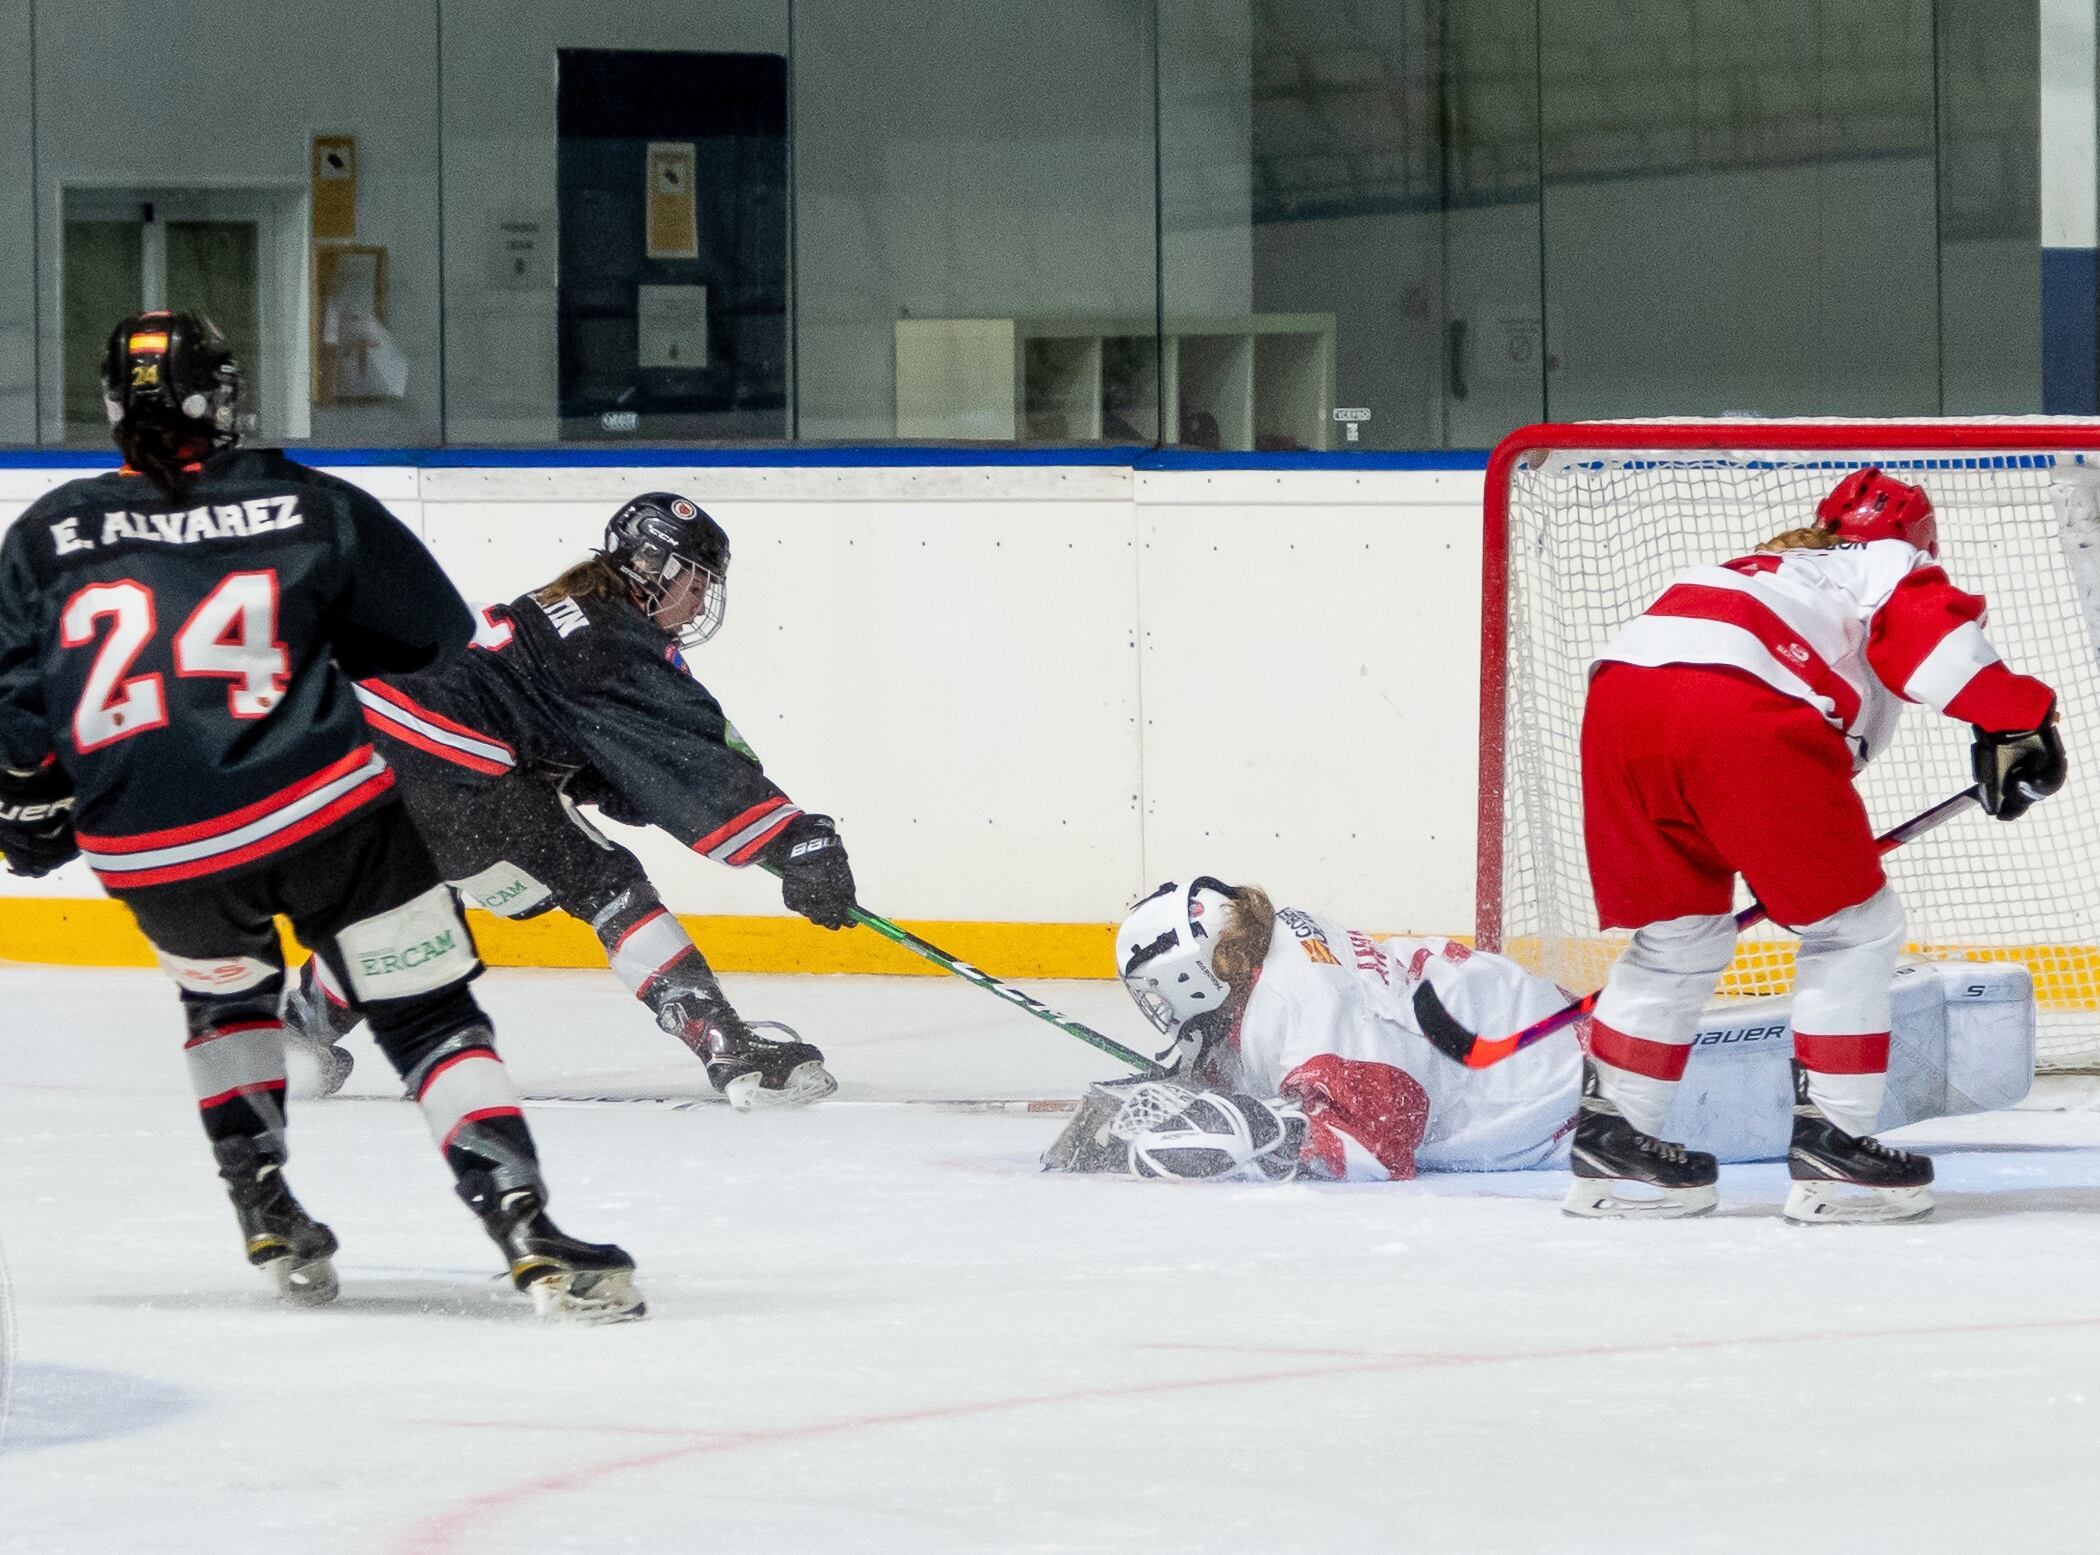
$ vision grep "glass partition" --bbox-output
[1162,0,1546,453]
[0,1,2061,449]
[792,0,1158,443]
[27,0,444,448]
[0,2,29,446]
[438,2,791,444]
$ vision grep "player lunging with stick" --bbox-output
[281,493,857,1108]
[1571,469,2064,1222]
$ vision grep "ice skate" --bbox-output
[280,961,356,1098]
[475,1187,646,1324]
[1784,1062,1934,1225]
[1563,1062,1718,1219]
[213,1136,340,1306]
[668,1000,838,1110]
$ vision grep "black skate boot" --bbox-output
[463,1177,646,1324]
[213,1136,340,1306]
[663,996,837,1111]
[1784,1061,1934,1225]
[1563,1061,1718,1219]
[280,960,356,1098]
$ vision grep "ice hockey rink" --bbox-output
[2,963,2096,1555]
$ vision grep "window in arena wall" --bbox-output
[54,185,311,447]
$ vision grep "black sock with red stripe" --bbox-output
[180,991,291,1161]
[372,989,543,1200]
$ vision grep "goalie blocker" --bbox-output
[1045,959,2033,1180]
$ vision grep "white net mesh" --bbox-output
[1489,422,2100,1073]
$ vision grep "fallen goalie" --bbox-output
[1044,878,2035,1182]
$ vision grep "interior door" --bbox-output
[60,220,143,437]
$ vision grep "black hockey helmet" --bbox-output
[101,310,241,449]
[601,491,731,646]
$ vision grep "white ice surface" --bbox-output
[1,963,2097,1554]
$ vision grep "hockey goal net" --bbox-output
[1480,420,2100,1074]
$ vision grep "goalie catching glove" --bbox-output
[1972,709,2067,822]
[0,762,78,878]
[1043,1079,1307,1182]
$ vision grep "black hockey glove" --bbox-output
[0,763,79,878]
[764,813,858,930]
[1972,711,2067,822]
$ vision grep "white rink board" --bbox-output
[0,460,1482,933]
[1137,468,1482,930]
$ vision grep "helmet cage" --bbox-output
[1117,875,1241,1070]
[602,494,730,647]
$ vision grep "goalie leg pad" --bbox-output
[1111,1083,1308,1182]
[1041,1080,1155,1173]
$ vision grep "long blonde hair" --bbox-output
[1210,884,1276,999]
[533,555,630,608]
[1756,526,1843,554]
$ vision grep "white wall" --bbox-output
[0,461,1487,935]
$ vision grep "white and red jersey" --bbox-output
[1595,538,2053,763]
[1206,907,1581,1181]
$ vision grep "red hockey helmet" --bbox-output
[1814,467,1937,556]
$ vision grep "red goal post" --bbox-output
[1479,419,2100,1073]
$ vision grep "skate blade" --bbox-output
[261,1251,340,1307]
[524,1268,648,1325]
[1562,1178,1718,1220]
[1783,1179,1935,1226]
[723,1061,840,1113]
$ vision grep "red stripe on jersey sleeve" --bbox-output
[1942,660,2056,732]
[1864,566,1985,700]
[724,810,800,867]
[691,795,788,855]
[1278,1054,1429,1181]
[1646,584,1862,726]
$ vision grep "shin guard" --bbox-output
[182,995,292,1162]
[1589,912,1738,1136]
[1789,886,1906,1137]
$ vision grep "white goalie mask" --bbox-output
[1117,876,1239,1071]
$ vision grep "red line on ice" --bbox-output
[391,1313,2100,1554]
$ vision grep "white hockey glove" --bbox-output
[1109,1081,1308,1182]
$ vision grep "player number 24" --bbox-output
[60,572,290,752]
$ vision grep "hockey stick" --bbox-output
[759,860,1161,1074]
[1415,783,1985,1070]
[842,905,1166,1076]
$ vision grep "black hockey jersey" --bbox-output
[353,585,802,866]
[0,448,473,889]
